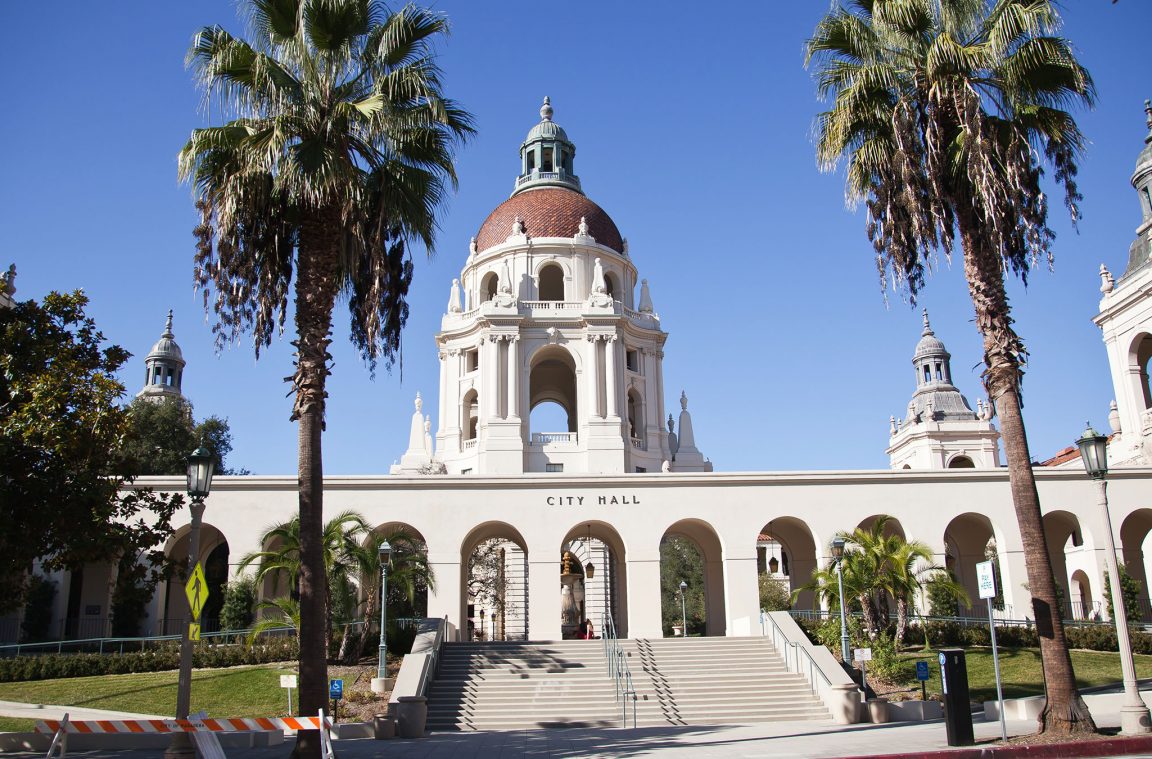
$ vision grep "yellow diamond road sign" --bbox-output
[185,562,208,621]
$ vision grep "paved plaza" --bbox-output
[3,695,1151,758]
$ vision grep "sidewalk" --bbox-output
[2,693,1151,757]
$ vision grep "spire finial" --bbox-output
[540,96,553,122]
[921,308,933,336]
[163,309,174,339]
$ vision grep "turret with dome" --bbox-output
[392,98,709,475]
[137,310,187,403]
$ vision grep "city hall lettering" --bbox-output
[546,495,641,506]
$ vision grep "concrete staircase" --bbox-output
[425,637,828,731]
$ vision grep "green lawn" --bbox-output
[0,717,37,733]
[887,648,1152,702]
[0,665,297,719]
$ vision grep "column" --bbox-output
[527,555,562,641]
[507,336,520,420]
[586,335,602,419]
[437,349,448,435]
[483,336,498,420]
[604,335,618,418]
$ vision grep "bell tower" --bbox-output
[412,99,709,475]
[137,310,187,403]
[887,311,1000,469]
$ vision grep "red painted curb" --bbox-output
[839,734,1152,759]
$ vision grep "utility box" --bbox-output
[939,648,974,746]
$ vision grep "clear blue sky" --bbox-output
[2,2,1149,474]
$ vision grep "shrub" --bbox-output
[20,576,55,643]
[759,575,792,612]
[869,633,914,681]
[218,576,257,632]
[0,638,298,683]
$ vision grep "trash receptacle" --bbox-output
[939,648,973,746]
[397,696,427,739]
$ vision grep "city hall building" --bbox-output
[6,99,1152,645]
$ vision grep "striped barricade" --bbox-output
[35,715,331,735]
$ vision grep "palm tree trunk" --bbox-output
[291,211,340,758]
[895,597,908,648]
[957,207,1096,735]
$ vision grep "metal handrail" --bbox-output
[601,611,637,728]
[786,608,1135,630]
[1,620,366,658]
[761,611,829,695]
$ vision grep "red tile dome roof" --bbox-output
[475,188,623,254]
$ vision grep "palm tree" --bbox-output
[238,510,370,656]
[807,0,1095,734]
[248,596,301,644]
[888,540,967,647]
[341,528,435,661]
[179,1,472,747]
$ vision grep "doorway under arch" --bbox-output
[756,517,818,611]
[562,522,627,637]
[461,522,529,641]
[660,519,726,636]
[538,263,565,301]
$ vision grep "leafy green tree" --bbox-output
[660,536,706,635]
[20,575,56,643]
[807,0,1095,733]
[0,291,181,613]
[758,574,792,612]
[179,1,472,740]
[219,576,257,632]
[121,397,244,475]
[1104,566,1143,625]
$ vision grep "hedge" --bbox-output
[795,616,1152,655]
[0,638,299,683]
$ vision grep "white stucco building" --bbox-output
[5,99,1152,646]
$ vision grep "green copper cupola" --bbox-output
[1123,99,1152,279]
[514,97,582,196]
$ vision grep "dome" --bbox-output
[146,311,185,365]
[475,187,624,254]
[912,311,948,360]
[526,119,569,144]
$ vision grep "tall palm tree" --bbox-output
[179,1,472,749]
[807,0,1095,734]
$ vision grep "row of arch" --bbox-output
[156,506,1152,639]
[477,262,621,306]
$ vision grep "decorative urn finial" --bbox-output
[540,96,553,122]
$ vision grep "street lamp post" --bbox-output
[832,537,850,664]
[164,448,215,759]
[679,580,688,637]
[376,541,392,680]
[1077,423,1151,735]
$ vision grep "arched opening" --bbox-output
[461,522,529,641]
[561,522,627,638]
[604,272,618,300]
[359,523,431,653]
[755,517,818,612]
[856,514,907,541]
[1070,569,1096,620]
[943,513,1001,616]
[1132,333,1152,410]
[481,272,499,302]
[1120,508,1152,622]
[162,524,229,635]
[660,519,726,636]
[461,389,479,443]
[538,264,565,301]
[529,346,578,448]
[1042,510,1089,619]
[626,388,645,444]
[948,455,975,469]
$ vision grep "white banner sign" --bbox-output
[976,560,997,599]
[280,675,298,689]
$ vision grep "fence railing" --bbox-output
[761,611,829,696]
[0,620,366,658]
[601,611,637,728]
[787,608,1136,630]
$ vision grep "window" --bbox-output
[538,264,564,301]
[542,148,554,172]
[527,150,536,172]
[626,349,639,372]
[461,468,472,475]
[466,349,479,373]
[546,463,564,473]
[635,466,646,473]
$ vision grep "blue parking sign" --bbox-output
[916,661,930,681]
[329,679,343,700]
